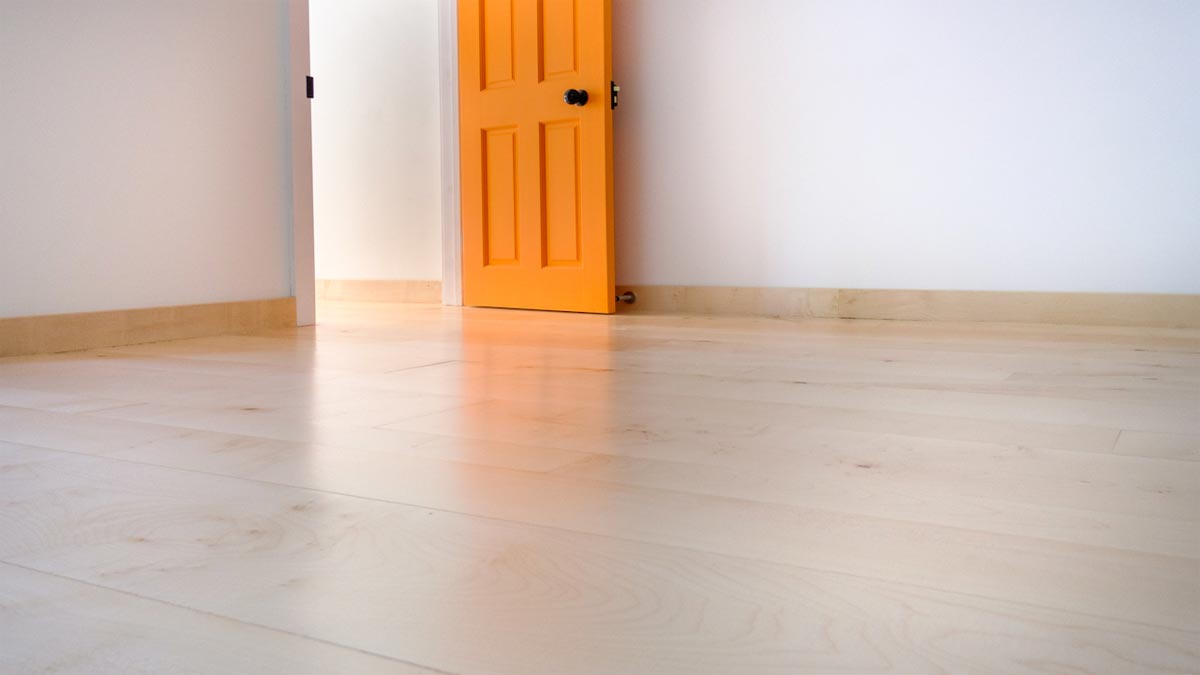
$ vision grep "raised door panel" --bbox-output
[480,0,516,89]
[541,121,582,266]
[482,127,520,265]
[539,0,578,81]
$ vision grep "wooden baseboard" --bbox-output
[0,297,296,358]
[316,279,442,304]
[614,285,1200,329]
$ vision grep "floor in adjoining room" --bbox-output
[0,300,1197,674]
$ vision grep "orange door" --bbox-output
[458,0,615,314]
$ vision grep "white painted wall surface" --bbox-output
[310,0,442,282]
[612,0,1200,293]
[0,0,295,318]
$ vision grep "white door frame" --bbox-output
[437,0,463,306]
[288,0,316,325]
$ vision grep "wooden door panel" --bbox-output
[541,120,582,266]
[459,0,614,314]
[481,0,516,89]
[482,127,520,265]
[539,0,578,81]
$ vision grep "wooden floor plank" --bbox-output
[1,403,1194,558]
[0,300,1197,673]
[0,442,1195,675]
[0,561,437,675]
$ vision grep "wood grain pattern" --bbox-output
[0,298,296,358]
[615,285,1200,328]
[0,299,1197,673]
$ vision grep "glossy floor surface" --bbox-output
[1,301,1198,674]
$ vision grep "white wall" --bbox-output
[0,0,297,318]
[612,0,1200,293]
[311,0,442,282]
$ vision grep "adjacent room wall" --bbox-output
[611,0,1200,294]
[0,0,297,318]
[310,0,442,283]
[4,0,1195,324]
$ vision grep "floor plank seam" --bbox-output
[0,559,458,675]
[6,439,1193,635]
[1110,428,1125,454]
[65,397,1146,464]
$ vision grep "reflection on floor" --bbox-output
[1,300,1197,674]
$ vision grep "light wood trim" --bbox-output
[615,286,839,320]
[316,279,443,304]
[614,285,1200,328]
[835,289,1200,328]
[0,298,296,358]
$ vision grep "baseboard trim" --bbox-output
[316,279,442,304]
[614,286,1200,329]
[0,297,297,358]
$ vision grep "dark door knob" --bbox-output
[563,89,589,106]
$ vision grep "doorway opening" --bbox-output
[306,0,461,323]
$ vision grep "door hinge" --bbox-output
[611,81,620,109]
[306,75,314,99]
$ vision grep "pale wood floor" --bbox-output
[1,300,1197,674]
